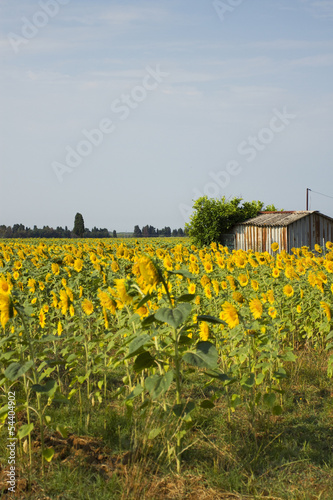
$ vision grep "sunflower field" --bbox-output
[1,238,333,498]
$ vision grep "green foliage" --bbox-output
[186,196,265,247]
[73,212,85,237]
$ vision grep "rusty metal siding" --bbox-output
[233,225,288,254]
[287,213,333,251]
[233,212,333,254]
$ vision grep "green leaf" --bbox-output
[176,294,196,303]
[199,400,215,409]
[43,447,55,463]
[145,371,174,400]
[133,351,156,373]
[148,428,162,440]
[230,394,241,409]
[178,334,193,347]
[326,330,333,341]
[154,303,192,329]
[255,373,265,385]
[172,401,195,418]
[36,335,62,343]
[126,334,152,359]
[5,361,34,381]
[126,384,144,400]
[141,314,158,327]
[273,367,288,380]
[0,404,9,417]
[56,424,68,438]
[31,380,57,397]
[280,350,297,362]
[197,315,227,326]
[168,269,196,279]
[136,292,156,310]
[263,392,276,408]
[240,373,255,389]
[17,423,34,440]
[204,369,230,383]
[326,342,333,351]
[272,405,283,416]
[183,341,218,369]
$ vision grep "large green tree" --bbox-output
[73,213,85,237]
[186,196,266,247]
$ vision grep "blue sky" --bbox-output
[0,0,332,232]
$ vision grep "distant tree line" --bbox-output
[0,224,117,239]
[133,225,185,237]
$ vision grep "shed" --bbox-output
[231,211,333,254]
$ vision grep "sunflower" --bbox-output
[74,259,83,272]
[249,298,263,319]
[220,302,239,329]
[283,284,294,298]
[204,285,212,300]
[163,256,173,271]
[51,263,60,275]
[268,307,277,319]
[59,289,69,315]
[212,279,219,296]
[314,244,322,253]
[200,275,210,287]
[39,309,46,329]
[57,321,63,336]
[97,290,116,314]
[203,261,213,273]
[132,256,160,292]
[248,257,258,268]
[296,305,302,313]
[232,291,244,304]
[82,299,94,316]
[221,280,228,290]
[0,291,14,328]
[113,279,133,306]
[320,302,331,321]
[28,278,36,293]
[226,275,236,291]
[326,241,333,250]
[234,254,247,268]
[271,242,279,252]
[325,261,333,273]
[111,261,119,272]
[188,283,196,295]
[251,280,259,291]
[199,322,209,341]
[238,274,249,287]
[267,289,275,305]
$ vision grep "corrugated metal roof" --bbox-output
[239,211,316,227]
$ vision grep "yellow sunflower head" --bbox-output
[249,298,263,320]
[82,299,94,316]
[220,301,239,329]
[283,284,294,298]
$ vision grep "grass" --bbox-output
[1,348,332,499]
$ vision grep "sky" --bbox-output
[0,0,333,232]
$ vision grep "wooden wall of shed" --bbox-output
[287,213,333,250]
[232,225,288,254]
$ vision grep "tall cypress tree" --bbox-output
[73,213,85,237]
